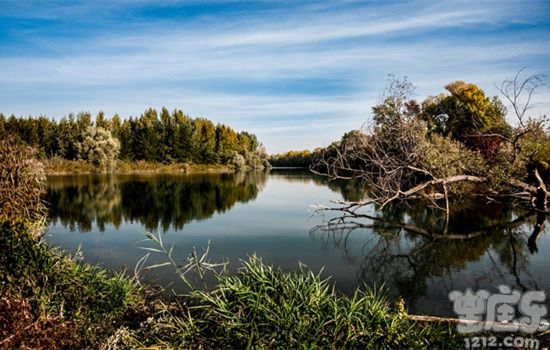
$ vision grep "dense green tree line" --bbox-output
[0,108,268,167]
[269,149,321,167]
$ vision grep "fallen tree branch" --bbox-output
[508,179,537,194]
[409,314,550,331]
[401,175,486,197]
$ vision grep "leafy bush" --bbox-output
[517,119,550,181]
[422,81,509,138]
[421,81,511,159]
[229,151,246,169]
[0,138,141,347]
[419,133,487,179]
[77,126,121,172]
[532,141,550,172]
[243,149,270,169]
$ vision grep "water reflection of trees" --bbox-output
[47,172,267,232]
[312,200,546,307]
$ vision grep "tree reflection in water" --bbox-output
[46,172,267,232]
[311,199,547,310]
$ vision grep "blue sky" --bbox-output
[1,0,549,153]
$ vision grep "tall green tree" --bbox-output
[192,118,217,163]
[421,81,509,139]
[95,111,111,130]
[173,110,193,162]
[215,124,239,163]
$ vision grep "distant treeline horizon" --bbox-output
[0,108,268,167]
[269,149,321,168]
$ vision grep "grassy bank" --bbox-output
[117,256,461,349]
[0,222,463,349]
[44,158,235,175]
[0,221,144,348]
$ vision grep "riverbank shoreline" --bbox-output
[44,158,237,175]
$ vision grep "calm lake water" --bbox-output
[44,169,550,316]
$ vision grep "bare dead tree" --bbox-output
[497,68,549,165]
[498,67,548,131]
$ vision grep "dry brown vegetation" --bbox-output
[0,297,81,349]
[0,135,46,236]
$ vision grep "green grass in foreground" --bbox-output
[0,221,143,348]
[1,222,461,349]
[116,255,462,349]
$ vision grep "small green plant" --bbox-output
[136,232,227,291]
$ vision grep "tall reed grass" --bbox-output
[108,233,461,349]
